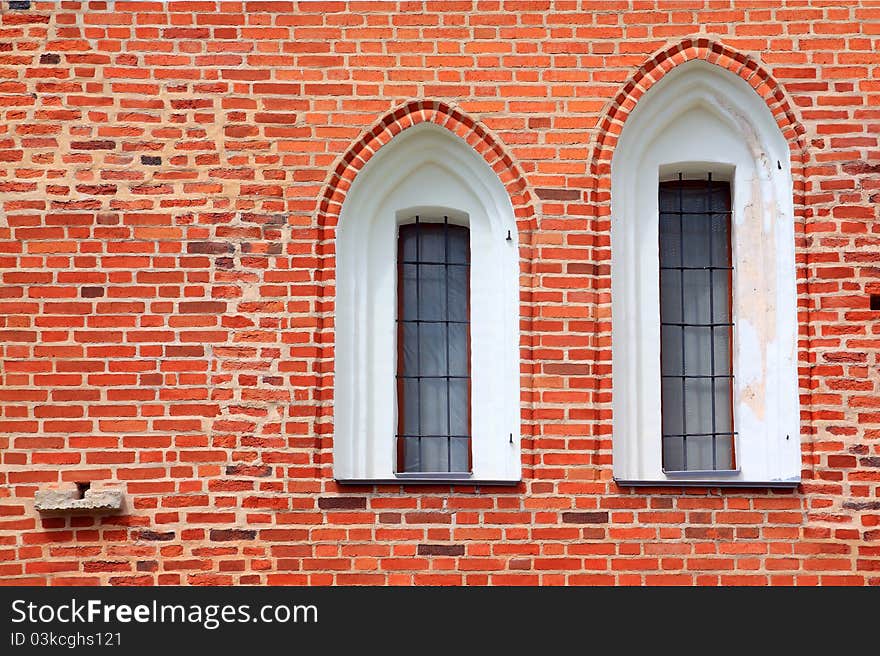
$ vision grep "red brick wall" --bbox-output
[1,0,879,585]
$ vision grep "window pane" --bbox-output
[712,268,731,323]
[401,378,420,437]
[400,263,419,321]
[683,326,713,376]
[448,264,468,322]
[661,325,683,377]
[449,323,469,377]
[418,322,447,376]
[400,224,418,262]
[658,212,681,268]
[681,213,711,268]
[663,435,685,472]
[449,378,469,436]
[684,377,713,435]
[421,436,448,473]
[401,436,420,473]
[418,264,447,321]
[659,269,682,323]
[448,226,469,264]
[419,225,446,263]
[659,179,734,472]
[660,378,684,436]
[401,323,419,377]
[710,212,729,267]
[714,378,734,437]
[450,437,470,473]
[682,270,711,324]
[419,377,448,436]
[685,434,715,471]
[713,329,731,376]
[659,189,680,214]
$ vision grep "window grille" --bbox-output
[659,174,735,472]
[396,216,472,473]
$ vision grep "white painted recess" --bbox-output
[611,60,801,486]
[333,123,521,484]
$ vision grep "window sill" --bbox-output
[394,472,474,481]
[335,474,521,486]
[614,476,800,489]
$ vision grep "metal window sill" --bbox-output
[663,468,742,477]
[615,475,800,489]
[394,472,474,481]
[335,474,521,486]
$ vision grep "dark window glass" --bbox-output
[659,177,735,472]
[396,218,471,473]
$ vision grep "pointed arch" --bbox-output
[605,44,808,486]
[585,41,813,487]
[317,100,536,234]
[318,102,535,484]
[590,38,808,181]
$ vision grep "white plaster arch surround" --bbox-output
[334,123,521,483]
[611,60,801,486]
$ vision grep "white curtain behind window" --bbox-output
[659,181,734,471]
[398,221,470,473]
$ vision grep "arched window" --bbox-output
[610,60,801,486]
[333,123,521,483]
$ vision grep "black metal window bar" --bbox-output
[659,174,736,472]
[396,216,472,474]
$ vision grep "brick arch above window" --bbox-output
[317,100,536,234]
[590,38,808,182]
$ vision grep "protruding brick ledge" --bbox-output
[34,484,124,514]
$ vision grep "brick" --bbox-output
[562,512,609,524]
[70,140,116,151]
[317,497,367,510]
[187,242,233,255]
[417,544,465,556]
[535,188,580,201]
[178,301,227,314]
[137,530,176,541]
[209,529,257,542]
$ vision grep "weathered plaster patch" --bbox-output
[734,176,778,422]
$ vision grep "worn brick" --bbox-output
[209,529,257,542]
[317,497,367,510]
[562,512,610,524]
[417,544,465,556]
